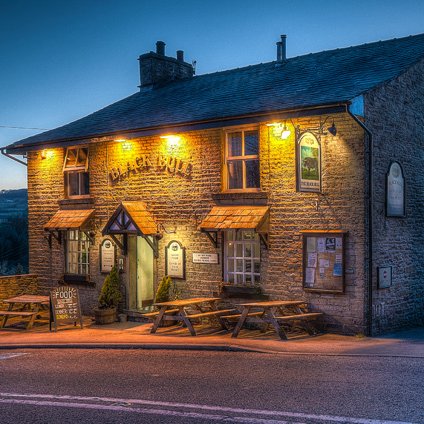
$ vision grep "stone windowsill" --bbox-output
[212,191,268,205]
[59,197,95,209]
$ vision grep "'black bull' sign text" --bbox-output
[110,154,193,183]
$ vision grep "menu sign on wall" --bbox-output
[386,162,405,217]
[100,238,116,273]
[192,253,219,264]
[50,286,83,332]
[165,240,186,279]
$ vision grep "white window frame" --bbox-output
[63,147,90,198]
[224,230,261,286]
[65,230,90,275]
[224,128,260,192]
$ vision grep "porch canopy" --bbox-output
[198,206,270,248]
[44,208,95,244]
[102,201,160,256]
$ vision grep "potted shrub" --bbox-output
[94,266,122,325]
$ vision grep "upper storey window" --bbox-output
[63,147,89,198]
[225,129,260,191]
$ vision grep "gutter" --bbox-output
[0,148,27,166]
[346,106,373,337]
[4,102,348,154]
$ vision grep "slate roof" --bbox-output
[6,33,424,152]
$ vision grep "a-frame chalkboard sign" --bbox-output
[50,286,83,332]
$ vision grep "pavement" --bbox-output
[1,316,424,357]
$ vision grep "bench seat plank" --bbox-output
[0,311,38,317]
[141,309,179,318]
[187,309,236,319]
[275,312,323,321]
[221,311,264,320]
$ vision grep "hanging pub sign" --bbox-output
[386,161,405,217]
[50,286,83,332]
[100,238,116,273]
[297,132,321,192]
[165,240,186,279]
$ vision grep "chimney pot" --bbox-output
[276,34,287,62]
[156,41,165,56]
[176,50,184,62]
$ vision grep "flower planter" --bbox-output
[94,307,117,325]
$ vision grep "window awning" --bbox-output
[198,206,269,248]
[44,209,95,231]
[102,201,159,257]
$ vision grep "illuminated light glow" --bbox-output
[281,129,291,140]
[267,122,291,139]
[40,149,54,160]
[121,142,132,151]
[115,138,127,143]
[160,135,181,148]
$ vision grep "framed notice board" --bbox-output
[50,286,83,331]
[301,230,347,294]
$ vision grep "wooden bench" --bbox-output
[275,312,323,321]
[0,310,39,330]
[187,309,236,320]
[221,311,265,320]
[141,309,179,319]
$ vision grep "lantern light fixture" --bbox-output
[267,122,291,139]
[328,121,337,136]
[160,134,181,148]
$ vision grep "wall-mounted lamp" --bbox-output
[266,122,291,139]
[115,138,133,151]
[327,121,337,136]
[40,149,53,160]
[160,134,181,148]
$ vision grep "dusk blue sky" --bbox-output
[1,0,423,189]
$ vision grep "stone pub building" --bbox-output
[3,34,424,335]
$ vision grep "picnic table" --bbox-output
[223,300,323,340]
[0,295,50,330]
[146,297,236,336]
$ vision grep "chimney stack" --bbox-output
[138,41,194,88]
[176,50,184,62]
[276,34,287,62]
[156,41,166,56]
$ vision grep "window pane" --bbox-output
[228,259,234,272]
[236,260,243,272]
[244,130,259,155]
[65,148,78,168]
[236,244,243,257]
[245,160,260,188]
[228,132,242,157]
[245,261,252,272]
[80,172,90,195]
[228,161,243,189]
[254,261,260,273]
[76,148,88,167]
[227,242,234,257]
[67,172,80,196]
[244,244,252,257]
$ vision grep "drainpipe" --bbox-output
[347,106,373,337]
[1,148,27,166]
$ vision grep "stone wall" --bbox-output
[365,58,424,334]
[0,274,39,309]
[27,113,367,333]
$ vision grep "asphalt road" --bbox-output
[0,349,422,424]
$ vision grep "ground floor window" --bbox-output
[224,230,260,285]
[66,230,90,275]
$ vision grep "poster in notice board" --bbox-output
[50,286,83,331]
[302,231,347,293]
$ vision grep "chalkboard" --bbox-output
[301,230,347,293]
[50,286,83,331]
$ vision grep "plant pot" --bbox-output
[94,307,117,325]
